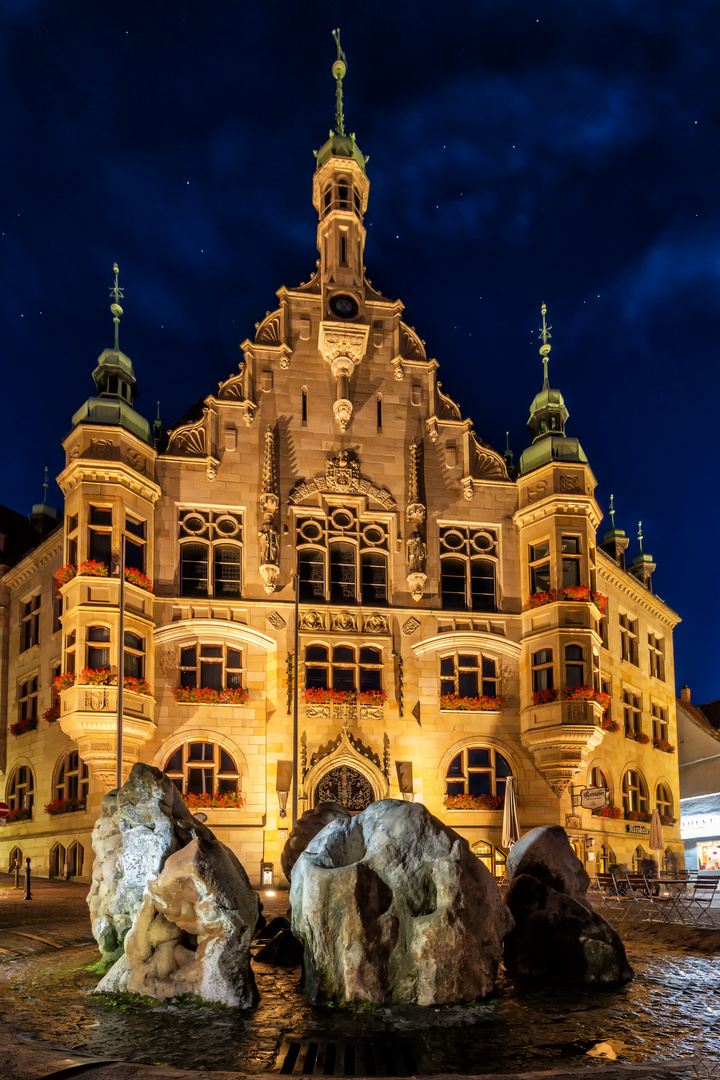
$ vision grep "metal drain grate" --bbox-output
[275,1036,419,1077]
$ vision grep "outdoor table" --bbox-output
[652,878,691,923]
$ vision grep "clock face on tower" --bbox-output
[329,293,359,320]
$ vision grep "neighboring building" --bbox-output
[677,686,720,871]
[0,53,683,884]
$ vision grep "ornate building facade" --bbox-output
[0,50,682,883]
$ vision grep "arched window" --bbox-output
[180,543,209,597]
[54,750,89,803]
[330,542,356,604]
[49,842,66,879]
[305,645,383,693]
[622,769,648,815]
[360,551,387,605]
[67,841,84,877]
[7,765,34,815]
[632,844,646,872]
[655,782,673,820]
[298,548,325,602]
[590,765,612,799]
[471,840,507,879]
[164,741,239,796]
[445,747,512,799]
[663,847,678,874]
[214,545,242,597]
[353,187,361,214]
[87,626,110,670]
[597,844,615,874]
[565,644,585,687]
[323,186,332,212]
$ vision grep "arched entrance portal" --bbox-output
[315,764,375,813]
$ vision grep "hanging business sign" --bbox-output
[580,786,608,810]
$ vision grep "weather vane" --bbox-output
[608,493,616,529]
[331,28,347,136]
[637,521,644,555]
[42,466,49,506]
[109,262,124,351]
[538,302,552,384]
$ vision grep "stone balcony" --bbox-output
[520,698,605,797]
[59,682,156,791]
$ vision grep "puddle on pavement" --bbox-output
[0,941,718,1074]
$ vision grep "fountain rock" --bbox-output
[506,824,591,904]
[290,799,513,1005]
[504,873,633,984]
[99,835,259,1006]
[281,801,350,882]
[87,763,214,966]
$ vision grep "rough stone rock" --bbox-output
[290,799,513,1005]
[506,824,591,904]
[503,873,633,985]
[98,835,259,1007]
[281,801,350,882]
[87,763,213,966]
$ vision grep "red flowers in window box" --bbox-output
[80,667,112,685]
[532,687,558,705]
[439,694,505,712]
[357,689,387,705]
[123,676,151,696]
[660,813,676,826]
[182,792,245,810]
[601,717,620,733]
[78,559,109,577]
[173,686,249,705]
[626,731,650,744]
[652,737,676,754]
[10,716,37,736]
[44,797,86,816]
[526,587,607,613]
[624,809,652,822]
[302,688,356,705]
[591,804,623,819]
[55,563,77,590]
[54,672,76,694]
[7,807,31,822]
[561,686,611,710]
[43,702,61,723]
[124,567,153,592]
[443,793,505,811]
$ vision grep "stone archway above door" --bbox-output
[315,764,375,812]
[301,721,390,812]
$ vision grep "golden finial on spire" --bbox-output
[109,262,124,351]
[637,520,644,555]
[331,28,347,136]
[609,493,616,529]
[538,302,552,385]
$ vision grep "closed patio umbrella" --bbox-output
[502,775,520,850]
[649,808,663,854]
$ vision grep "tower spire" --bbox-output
[538,302,552,387]
[331,29,347,137]
[109,262,124,351]
[637,520,644,556]
[609,493,616,529]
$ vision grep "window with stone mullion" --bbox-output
[330,542,356,604]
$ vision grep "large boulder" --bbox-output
[504,873,633,985]
[281,801,350,882]
[98,836,259,1006]
[87,763,214,966]
[506,825,590,904]
[290,799,513,1005]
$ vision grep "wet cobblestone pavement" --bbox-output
[0,937,717,1075]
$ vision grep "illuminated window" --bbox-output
[305,644,382,693]
[655,782,673,819]
[296,513,389,605]
[597,844,616,874]
[164,742,239,796]
[623,689,642,736]
[179,645,243,691]
[7,765,34,814]
[178,510,243,598]
[622,769,648,814]
[53,750,89,802]
[471,840,507,878]
[445,747,512,798]
[440,653,498,700]
[440,526,498,612]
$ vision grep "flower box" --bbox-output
[562,686,611,710]
[10,716,38,736]
[626,731,650,745]
[182,792,244,811]
[78,559,109,578]
[54,672,76,694]
[601,717,620,733]
[44,797,86,816]
[55,563,77,590]
[79,669,152,695]
[440,694,505,712]
[624,809,652,822]
[652,737,676,754]
[357,689,387,705]
[444,793,505,811]
[7,807,31,823]
[43,702,60,723]
[526,586,607,614]
[660,814,676,826]
[592,804,623,819]
[173,686,249,705]
[302,688,356,705]
[532,687,558,705]
[124,567,153,592]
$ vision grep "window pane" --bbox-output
[359,669,381,691]
[201,645,222,658]
[333,667,355,691]
[306,645,328,662]
[440,657,455,676]
[89,531,112,564]
[226,670,242,689]
[219,749,236,773]
[361,551,388,604]
[165,749,183,772]
[532,564,551,592]
[534,649,552,665]
[458,671,478,697]
[187,767,213,794]
[227,648,242,669]
[566,663,584,687]
[306,667,328,689]
[88,626,111,642]
[562,558,580,588]
[458,655,477,668]
[180,670,196,688]
[214,545,241,597]
[126,517,145,538]
[124,632,142,650]
[468,772,491,796]
[298,549,325,602]
[359,647,381,665]
[562,536,580,554]
[200,662,222,690]
[188,743,213,761]
[441,558,466,610]
[495,753,512,777]
[530,541,549,560]
[87,647,109,668]
[330,543,356,604]
[125,538,144,572]
[565,645,583,661]
[180,646,196,667]
[333,646,354,663]
[467,748,490,767]
[470,560,495,612]
[440,679,455,696]
[481,658,496,678]
[124,652,143,679]
[218,777,238,794]
[181,544,209,597]
[446,781,465,796]
[90,507,112,526]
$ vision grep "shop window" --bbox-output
[87,626,110,670]
[20,594,40,652]
[565,644,585,687]
[440,653,498,700]
[622,769,648,815]
[88,505,112,565]
[620,613,639,665]
[651,703,668,742]
[471,840,507,879]
[445,747,512,798]
[623,689,642,737]
[648,633,665,680]
[655,782,673,819]
[305,644,383,693]
[18,677,38,721]
[179,645,243,691]
[529,540,551,593]
[7,765,34,814]
[532,648,554,692]
[54,750,89,802]
[164,741,239,796]
[561,535,581,588]
[597,845,615,874]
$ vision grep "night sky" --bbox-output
[2,2,718,701]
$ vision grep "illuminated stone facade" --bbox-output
[0,62,682,884]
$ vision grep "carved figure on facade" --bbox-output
[406,531,427,574]
[331,610,357,633]
[258,425,280,593]
[407,440,426,523]
[259,522,279,565]
[362,612,390,635]
[299,610,326,631]
[288,451,396,510]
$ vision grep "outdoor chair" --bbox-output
[594,873,637,922]
[678,876,719,926]
[625,874,661,921]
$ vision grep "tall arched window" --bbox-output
[565,644,585,687]
[622,769,648,815]
[54,750,89,802]
[597,844,615,874]
[360,551,388,605]
[655,782,673,820]
[87,626,110,669]
[445,747,512,799]
[7,765,34,815]
[590,765,611,797]
[471,840,507,878]
[164,741,239,796]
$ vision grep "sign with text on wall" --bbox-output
[580,787,608,810]
[681,813,720,839]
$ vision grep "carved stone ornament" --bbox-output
[127,449,146,475]
[406,531,427,574]
[91,439,114,459]
[318,322,370,370]
[402,616,420,636]
[326,450,360,491]
[266,611,286,630]
[288,452,396,510]
[331,610,358,633]
[259,562,280,595]
[299,610,326,631]
[362,613,390,635]
[333,398,353,432]
[461,477,474,501]
[406,571,427,603]
[167,414,207,457]
[86,689,110,711]
[560,473,581,493]
[527,480,548,502]
[205,460,218,482]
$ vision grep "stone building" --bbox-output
[676,687,720,871]
[0,52,682,884]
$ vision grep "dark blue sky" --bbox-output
[2,1,718,701]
